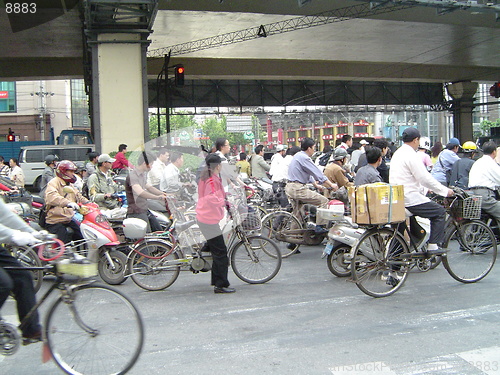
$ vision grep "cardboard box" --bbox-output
[348,183,405,224]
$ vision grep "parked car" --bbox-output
[18,144,95,191]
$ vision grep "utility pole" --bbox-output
[32,81,54,141]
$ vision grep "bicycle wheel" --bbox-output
[442,220,497,283]
[230,235,282,284]
[129,241,181,291]
[260,211,301,258]
[327,244,351,277]
[12,246,43,293]
[45,284,144,375]
[351,228,410,298]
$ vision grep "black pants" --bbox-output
[406,201,446,245]
[272,182,289,208]
[197,221,230,288]
[0,246,41,336]
[46,220,84,244]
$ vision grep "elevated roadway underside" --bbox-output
[1,0,499,84]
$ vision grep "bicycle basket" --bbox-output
[241,209,261,230]
[450,195,482,220]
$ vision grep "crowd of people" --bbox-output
[2,130,500,345]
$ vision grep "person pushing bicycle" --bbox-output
[0,198,46,345]
[389,127,454,255]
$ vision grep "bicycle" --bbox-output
[127,188,282,291]
[350,188,497,297]
[260,185,338,258]
[0,237,144,375]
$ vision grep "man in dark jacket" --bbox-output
[449,141,477,189]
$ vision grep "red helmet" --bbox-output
[56,160,77,183]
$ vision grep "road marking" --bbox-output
[457,346,500,375]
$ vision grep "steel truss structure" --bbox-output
[148,2,416,57]
[149,79,446,110]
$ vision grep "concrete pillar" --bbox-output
[91,33,149,154]
[446,81,478,143]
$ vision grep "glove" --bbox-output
[32,230,51,240]
[11,230,41,246]
[67,202,79,211]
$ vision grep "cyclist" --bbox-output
[468,141,500,224]
[0,198,44,345]
[431,137,461,186]
[324,148,353,189]
[147,148,169,190]
[84,152,99,181]
[250,145,271,181]
[125,151,167,232]
[417,137,433,171]
[39,154,58,198]
[87,154,120,210]
[44,160,90,244]
[389,127,453,255]
[196,153,235,294]
[449,141,477,189]
[354,146,383,186]
[112,143,134,173]
[286,137,337,233]
[161,151,184,194]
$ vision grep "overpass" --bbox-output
[1,0,499,150]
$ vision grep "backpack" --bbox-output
[81,182,89,199]
[38,205,48,228]
[318,152,332,167]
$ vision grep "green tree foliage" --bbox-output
[479,118,500,137]
[148,112,198,140]
[200,115,262,150]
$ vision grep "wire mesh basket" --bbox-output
[449,195,482,220]
[240,208,261,230]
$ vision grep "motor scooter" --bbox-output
[323,212,440,277]
[75,203,129,285]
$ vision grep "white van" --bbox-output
[19,145,95,190]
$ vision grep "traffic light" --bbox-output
[490,82,500,98]
[7,129,14,142]
[174,65,185,86]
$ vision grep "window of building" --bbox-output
[70,79,91,128]
[0,81,16,112]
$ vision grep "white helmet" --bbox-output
[419,137,431,151]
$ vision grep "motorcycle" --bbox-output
[323,212,441,277]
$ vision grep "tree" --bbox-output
[478,118,500,137]
[148,111,198,140]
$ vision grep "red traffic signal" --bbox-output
[7,129,14,142]
[174,65,185,86]
[490,82,500,98]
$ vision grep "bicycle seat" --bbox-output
[175,219,196,233]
